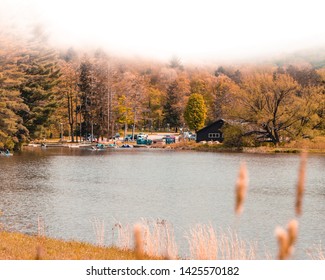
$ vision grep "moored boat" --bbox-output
[120,144,133,148]
[0,150,13,156]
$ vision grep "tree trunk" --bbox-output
[67,94,75,142]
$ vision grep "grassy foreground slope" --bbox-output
[0,232,151,260]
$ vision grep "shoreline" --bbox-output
[164,142,325,155]
[22,141,325,155]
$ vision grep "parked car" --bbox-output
[189,134,196,141]
[138,132,148,138]
[163,135,176,144]
[85,134,97,142]
[124,134,133,141]
[183,131,195,140]
[136,137,152,145]
[124,134,139,141]
[112,133,120,140]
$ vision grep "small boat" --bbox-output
[90,144,106,151]
[120,144,133,148]
[28,143,40,147]
[68,145,80,149]
[96,143,106,150]
[107,143,117,148]
[0,150,13,156]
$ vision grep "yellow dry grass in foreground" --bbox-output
[0,232,154,260]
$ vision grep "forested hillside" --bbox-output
[0,33,324,149]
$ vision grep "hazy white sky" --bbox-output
[1,0,325,62]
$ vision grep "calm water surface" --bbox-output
[0,147,324,259]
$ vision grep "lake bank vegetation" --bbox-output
[155,135,325,154]
[1,29,324,151]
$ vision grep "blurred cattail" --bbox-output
[275,227,289,260]
[295,151,307,216]
[134,224,144,259]
[287,219,298,254]
[38,216,45,237]
[235,162,248,215]
[275,219,299,260]
[35,245,44,260]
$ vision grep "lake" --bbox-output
[0,147,324,259]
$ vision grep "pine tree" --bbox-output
[18,44,61,139]
[163,81,182,130]
[0,40,29,149]
[78,58,97,140]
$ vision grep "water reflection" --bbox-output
[0,147,324,259]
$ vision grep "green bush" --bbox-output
[222,124,244,148]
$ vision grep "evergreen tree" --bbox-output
[78,59,96,139]
[0,43,29,149]
[184,93,207,132]
[18,45,61,139]
[163,81,182,130]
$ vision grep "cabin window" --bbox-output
[208,133,220,138]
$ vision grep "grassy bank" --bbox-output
[165,136,325,154]
[0,231,153,260]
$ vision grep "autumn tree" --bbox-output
[115,94,133,137]
[187,70,216,123]
[286,65,321,87]
[169,56,184,70]
[228,72,302,145]
[215,66,242,84]
[184,93,207,132]
[121,71,147,138]
[58,58,79,142]
[146,86,164,131]
[290,85,325,138]
[213,75,240,121]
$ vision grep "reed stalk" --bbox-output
[235,162,248,215]
[295,151,307,216]
[37,216,45,237]
[92,218,105,247]
[134,224,144,260]
[275,219,298,260]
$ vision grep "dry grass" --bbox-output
[112,222,132,250]
[0,231,154,260]
[306,244,325,260]
[91,218,105,246]
[187,224,257,260]
[283,136,325,150]
[114,219,178,259]
[140,219,178,259]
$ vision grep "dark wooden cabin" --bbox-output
[196,119,224,142]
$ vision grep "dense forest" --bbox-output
[0,31,324,150]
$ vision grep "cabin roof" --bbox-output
[197,119,224,134]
